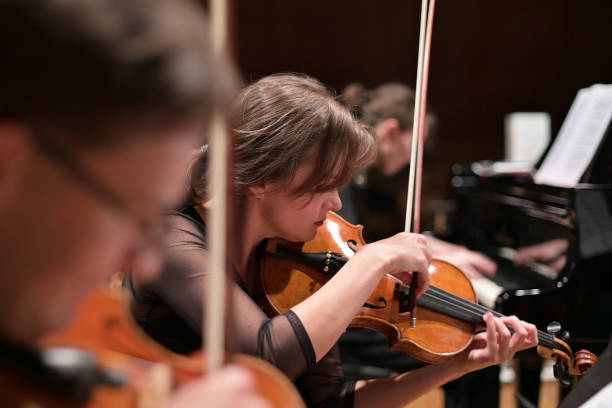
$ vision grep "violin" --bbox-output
[26,287,306,407]
[256,211,597,387]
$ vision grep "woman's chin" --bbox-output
[285,229,317,243]
[305,230,318,242]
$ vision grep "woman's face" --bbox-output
[254,162,343,243]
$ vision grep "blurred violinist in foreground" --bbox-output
[0,0,268,407]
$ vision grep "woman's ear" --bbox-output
[248,184,267,200]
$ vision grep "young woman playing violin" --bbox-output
[0,1,269,407]
[128,73,538,407]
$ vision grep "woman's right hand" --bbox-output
[292,232,432,362]
[353,232,432,297]
[169,365,271,408]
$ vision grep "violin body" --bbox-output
[257,212,597,375]
[33,288,305,408]
[259,212,475,363]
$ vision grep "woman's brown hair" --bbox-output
[190,73,376,203]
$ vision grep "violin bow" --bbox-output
[205,0,229,373]
[404,0,436,327]
[401,2,599,381]
[405,0,435,234]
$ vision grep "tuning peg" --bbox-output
[560,370,572,388]
[553,360,563,379]
[560,330,571,341]
[547,321,562,336]
[553,360,573,388]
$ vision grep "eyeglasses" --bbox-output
[32,132,166,249]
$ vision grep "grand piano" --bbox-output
[448,172,612,351]
[444,133,612,402]
[437,85,612,404]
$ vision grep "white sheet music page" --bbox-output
[534,84,612,187]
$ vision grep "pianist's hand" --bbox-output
[515,239,569,273]
[425,235,497,278]
[456,312,538,372]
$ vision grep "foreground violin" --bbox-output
[256,212,597,387]
[16,288,305,407]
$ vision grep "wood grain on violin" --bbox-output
[33,288,304,408]
[257,212,597,379]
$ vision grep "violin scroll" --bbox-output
[574,350,598,375]
[536,321,598,387]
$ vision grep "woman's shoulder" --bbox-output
[164,205,207,247]
[165,205,204,229]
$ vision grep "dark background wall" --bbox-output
[232,0,612,226]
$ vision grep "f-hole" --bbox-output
[364,297,387,310]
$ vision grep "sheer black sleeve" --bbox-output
[295,345,356,408]
[131,208,356,406]
[133,210,315,379]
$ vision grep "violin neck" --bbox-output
[418,286,561,352]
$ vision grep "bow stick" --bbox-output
[404,0,436,327]
[205,0,229,373]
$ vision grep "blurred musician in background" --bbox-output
[337,82,511,407]
[0,0,268,407]
[338,82,497,278]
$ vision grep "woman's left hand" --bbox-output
[458,312,538,372]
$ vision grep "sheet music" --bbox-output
[534,84,612,187]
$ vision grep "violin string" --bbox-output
[418,286,556,349]
[427,286,556,347]
[417,290,484,324]
[427,287,511,326]
[421,289,555,350]
[424,287,555,347]
[426,286,538,330]
[421,288,499,323]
